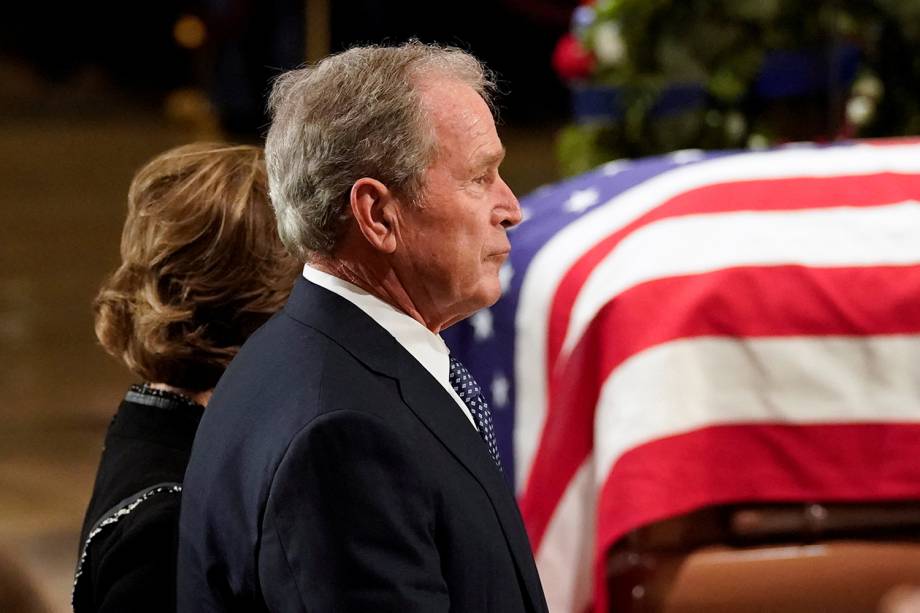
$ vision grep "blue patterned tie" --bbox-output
[448,356,502,471]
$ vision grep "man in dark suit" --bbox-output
[177,42,548,612]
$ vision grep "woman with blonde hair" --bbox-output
[73,143,299,613]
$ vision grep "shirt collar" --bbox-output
[302,263,451,385]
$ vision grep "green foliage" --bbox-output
[556,0,920,174]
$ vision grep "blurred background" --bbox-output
[2,0,920,611]
[0,2,568,609]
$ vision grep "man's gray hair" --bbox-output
[265,42,496,258]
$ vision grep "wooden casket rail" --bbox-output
[607,502,920,612]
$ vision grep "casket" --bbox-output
[443,138,920,612]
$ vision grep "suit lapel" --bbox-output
[394,360,545,611]
[284,279,544,610]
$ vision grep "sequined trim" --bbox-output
[72,482,182,605]
[126,383,203,411]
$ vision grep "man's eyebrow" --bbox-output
[473,146,506,169]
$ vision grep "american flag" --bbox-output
[441,138,920,612]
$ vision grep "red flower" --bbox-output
[553,33,596,81]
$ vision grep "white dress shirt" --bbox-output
[302,264,477,429]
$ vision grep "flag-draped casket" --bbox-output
[441,138,920,613]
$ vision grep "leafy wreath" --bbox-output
[552,0,920,175]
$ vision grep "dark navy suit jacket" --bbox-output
[177,278,548,612]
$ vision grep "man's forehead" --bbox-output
[414,77,504,174]
[419,79,491,125]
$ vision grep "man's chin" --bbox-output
[480,280,503,308]
[440,285,500,329]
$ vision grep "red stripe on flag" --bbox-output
[592,422,920,611]
[547,173,920,374]
[520,265,920,548]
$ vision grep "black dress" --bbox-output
[73,384,203,613]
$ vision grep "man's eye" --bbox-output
[474,171,494,185]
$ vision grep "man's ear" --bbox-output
[349,178,398,253]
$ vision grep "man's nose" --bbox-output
[497,177,522,229]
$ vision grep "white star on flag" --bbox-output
[499,262,514,293]
[491,373,510,409]
[670,149,705,164]
[470,309,494,340]
[564,187,600,213]
[492,372,511,409]
[601,160,631,176]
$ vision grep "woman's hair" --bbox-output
[94,143,299,391]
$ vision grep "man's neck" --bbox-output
[309,255,438,332]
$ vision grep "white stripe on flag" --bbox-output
[534,459,595,613]
[563,201,920,356]
[514,143,920,488]
[594,334,920,486]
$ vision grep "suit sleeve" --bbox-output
[259,409,450,612]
